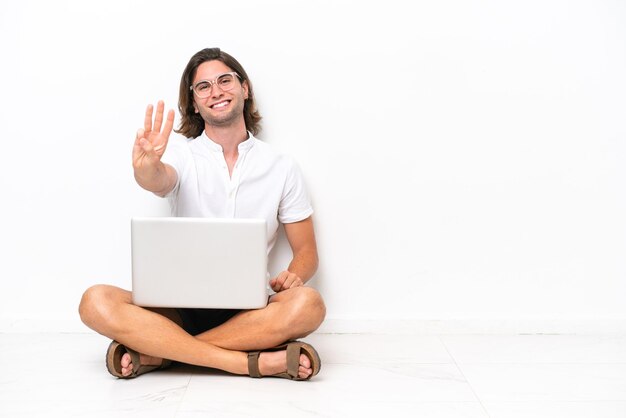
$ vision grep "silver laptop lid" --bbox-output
[131,217,268,309]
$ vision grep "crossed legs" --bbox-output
[78,284,326,378]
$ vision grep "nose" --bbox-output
[210,83,225,98]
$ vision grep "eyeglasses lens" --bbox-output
[194,74,236,98]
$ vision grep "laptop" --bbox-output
[131,217,269,309]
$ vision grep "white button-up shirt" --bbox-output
[161,132,313,253]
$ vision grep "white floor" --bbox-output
[1,333,625,418]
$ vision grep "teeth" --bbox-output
[212,101,229,108]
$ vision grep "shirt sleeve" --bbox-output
[159,135,188,199]
[278,157,314,224]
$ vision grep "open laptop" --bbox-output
[131,217,269,309]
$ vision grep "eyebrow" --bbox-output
[193,72,236,84]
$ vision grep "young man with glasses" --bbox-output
[79,48,325,381]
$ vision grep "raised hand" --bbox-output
[132,101,175,171]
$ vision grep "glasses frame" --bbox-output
[190,72,242,98]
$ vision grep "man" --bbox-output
[79,48,326,381]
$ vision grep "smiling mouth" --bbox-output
[210,100,230,109]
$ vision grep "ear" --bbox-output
[242,80,249,100]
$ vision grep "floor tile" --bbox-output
[304,333,455,365]
[176,401,489,418]
[459,363,626,402]
[2,332,625,418]
[483,401,626,418]
[182,362,478,404]
[0,399,182,418]
[0,333,107,365]
[0,354,191,402]
[441,335,626,364]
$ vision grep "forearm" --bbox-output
[287,247,319,284]
[134,162,177,197]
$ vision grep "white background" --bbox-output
[1,0,625,332]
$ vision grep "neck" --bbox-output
[204,121,248,156]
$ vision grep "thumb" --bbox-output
[269,278,281,291]
[133,129,145,152]
[139,138,160,162]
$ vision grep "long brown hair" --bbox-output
[175,48,262,138]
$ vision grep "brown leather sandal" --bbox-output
[247,341,321,381]
[105,340,172,379]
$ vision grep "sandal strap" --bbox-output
[125,347,142,371]
[133,364,161,376]
[123,345,171,377]
[286,343,301,378]
[247,351,262,378]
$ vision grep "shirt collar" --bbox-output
[202,131,256,152]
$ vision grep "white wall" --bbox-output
[1,0,625,333]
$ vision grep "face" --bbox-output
[191,60,249,130]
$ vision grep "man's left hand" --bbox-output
[270,271,304,292]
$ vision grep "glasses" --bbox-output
[190,72,242,98]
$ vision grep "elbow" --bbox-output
[309,249,320,277]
